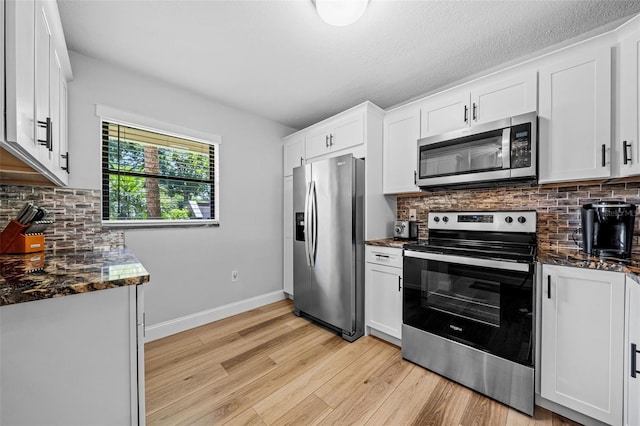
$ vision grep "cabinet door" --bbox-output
[49,49,62,176]
[365,262,402,339]
[283,177,294,295]
[471,71,537,124]
[618,27,640,177]
[305,127,330,159]
[57,77,69,182]
[4,0,37,154]
[283,137,305,177]
[419,91,469,138]
[330,112,364,153]
[625,278,640,426]
[34,1,52,167]
[538,46,612,183]
[383,106,420,194]
[541,264,624,425]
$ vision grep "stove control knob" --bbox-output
[517,216,527,224]
[442,216,449,223]
[505,216,513,223]
[433,216,440,223]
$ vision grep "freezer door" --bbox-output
[308,155,355,332]
[292,163,312,314]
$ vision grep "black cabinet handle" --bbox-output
[329,134,334,146]
[464,105,468,123]
[61,152,69,174]
[375,254,390,259]
[414,170,417,185]
[623,141,631,165]
[37,118,51,150]
[325,135,329,148]
[632,343,639,378]
[602,144,606,167]
[48,120,53,152]
[472,103,477,121]
[547,275,551,299]
[398,276,402,292]
[300,156,304,166]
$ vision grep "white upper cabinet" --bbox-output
[305,110,364,160]
[419,70,537,138]
[383,105,420,194]
[5,0,37,157]
[618,20,640,178]
[3,0,71,186]
[420,90,469,137]
[470,71,537,124]
[283,135,305,177]
[538,43,612,183]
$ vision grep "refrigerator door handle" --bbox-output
[304,181,313,266]
[309,180,317,267]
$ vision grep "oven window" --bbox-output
[403,255,534,366]
[419,129,504,178]
[424,268,500,327]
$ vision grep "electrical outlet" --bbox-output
[231,270,239,282]
[409,209,417,221]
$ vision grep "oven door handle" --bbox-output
[404,250,531,273]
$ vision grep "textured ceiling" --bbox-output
[57,0,640,130]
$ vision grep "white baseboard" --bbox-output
[144,290,287,342]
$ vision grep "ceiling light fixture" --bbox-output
[315,0,369,27]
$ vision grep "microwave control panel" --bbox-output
[510,122,532,169]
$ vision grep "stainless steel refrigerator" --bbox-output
[292,154,364,342]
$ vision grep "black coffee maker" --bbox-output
[581,201,637,258]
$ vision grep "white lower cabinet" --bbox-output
[625,277,640,426]
[365,246,402,341]
[0,285,145,425]
[540,264,624,425]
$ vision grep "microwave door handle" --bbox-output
[502,128,511,169]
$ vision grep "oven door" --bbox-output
[403,250,534,367]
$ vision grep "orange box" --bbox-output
[0,221,45,254]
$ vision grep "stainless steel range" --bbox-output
[402,210,536,415]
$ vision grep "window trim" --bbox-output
[97,105,221,227]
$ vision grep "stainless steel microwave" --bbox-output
[416,112,537,189]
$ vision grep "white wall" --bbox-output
[67,52,294,328]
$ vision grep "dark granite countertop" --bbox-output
[0,247,150,306]
[537,248,640,277]
[365,238,414,249]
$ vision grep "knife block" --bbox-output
[0,220,45,254]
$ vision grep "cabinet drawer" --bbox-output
[365,245,403,268]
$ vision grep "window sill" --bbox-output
[102,219,219,229]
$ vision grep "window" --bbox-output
[101,119,219,226]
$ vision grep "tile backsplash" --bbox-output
[396,180,640,253]
[0,185,124,252]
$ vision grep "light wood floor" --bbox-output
[145,299,581,425]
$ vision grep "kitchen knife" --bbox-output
[33,207,45,221]
[21,207,39,225]
[16,203,34,224]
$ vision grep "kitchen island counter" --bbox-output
[0,246,149,306]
